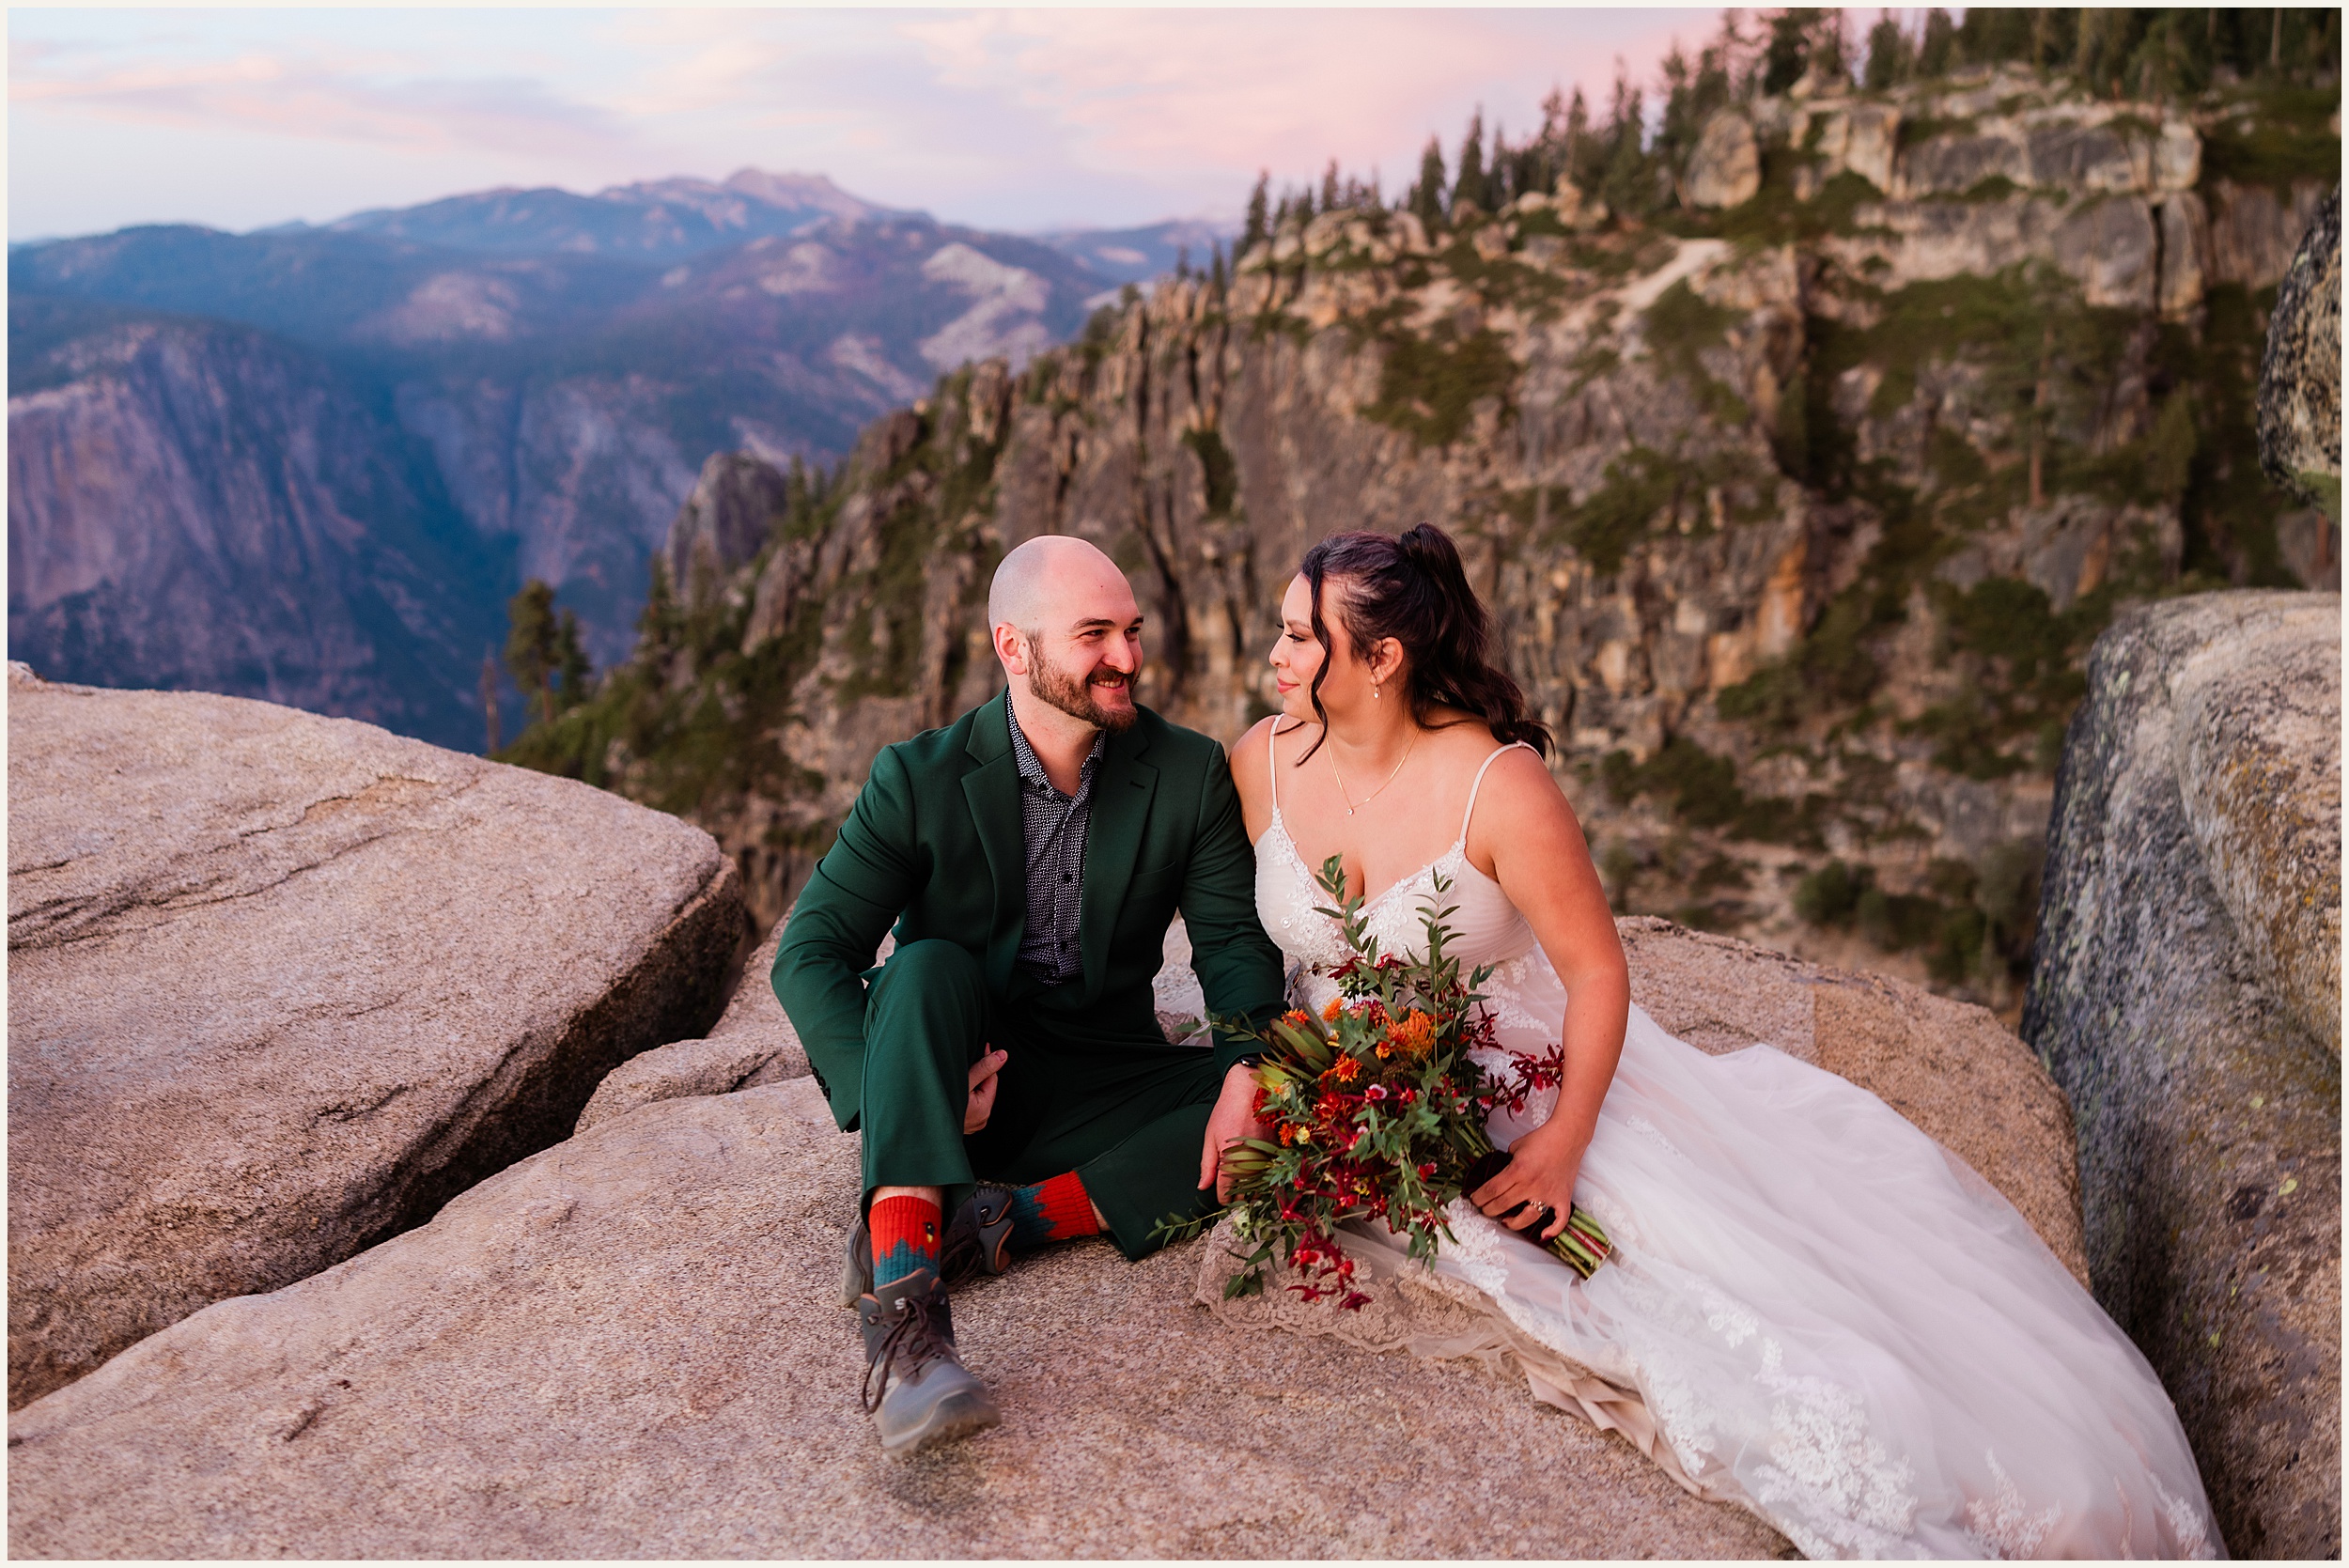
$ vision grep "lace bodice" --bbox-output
[1254,736,1537,978]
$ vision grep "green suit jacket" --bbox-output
[773,691,1286,1133]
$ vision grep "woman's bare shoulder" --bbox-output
[1473,741,1577,822]
[1230,716,1296,798]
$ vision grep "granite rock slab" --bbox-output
[8,1078,1791,1560]
[7,668,747,1408]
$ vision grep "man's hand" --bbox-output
[964,1048,1008,1134]
[1198,1063,1266,1202]
[1469,1120,1587,1243]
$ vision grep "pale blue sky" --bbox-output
[10,7,1719,241]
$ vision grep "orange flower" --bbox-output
[1330,1055,1362,1083]
[1321,997,1345,1022]
[1392,1009,1437,1058]
[1283,1008,1311,1027]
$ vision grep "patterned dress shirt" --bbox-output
[1006,706,1107,987]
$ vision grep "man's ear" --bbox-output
[993,622,1030,676]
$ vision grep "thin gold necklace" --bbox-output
[1330,727,1419,817]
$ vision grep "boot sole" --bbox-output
[879,1389,1002,1454]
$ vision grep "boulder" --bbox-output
[1683,111,1761,210]
[7,669,747,1409]
[7,1077,1789,1559]
[2025,592,2341,1559]
[2173,624,2342,1050]
[2257,184,2341,520]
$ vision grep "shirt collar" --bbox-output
[1006,706,1105,798]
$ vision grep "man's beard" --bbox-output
[1027,646,1139,733]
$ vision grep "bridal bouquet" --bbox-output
[1165,855,1611,1309]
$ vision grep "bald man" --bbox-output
[773,535,1284,1453]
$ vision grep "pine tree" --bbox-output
[506,579,559,728]
[1455,109,1487,214]
[1762,8,1816,93]
[554,611,591,713]
[1411,135,1448,231]
[636,555,677,662]
[1918,8,1957,77]
[1242,172,1270,254]
[1209,241,1227,297]
[1320,158,1342,213]
[1864,9,1912,90]
[1596,62,1648,217]
[1564,86,1595,193]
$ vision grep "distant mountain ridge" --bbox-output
[8,168,1232,748]
[320,170,919,262]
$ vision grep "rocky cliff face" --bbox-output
[7,305,505,751]
[525,70,2338,1001]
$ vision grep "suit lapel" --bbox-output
[961,691,1025,994]
[1079,722,1157,1001]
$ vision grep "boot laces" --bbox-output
[862,1289,957,1413]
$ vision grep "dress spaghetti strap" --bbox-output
[1266,719,1283,819]
[1458,741,1532,846]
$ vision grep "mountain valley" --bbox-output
[8,171,1226,748]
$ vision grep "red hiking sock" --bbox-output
[869,1194,942,1289]
[1006,1171,1102,1250]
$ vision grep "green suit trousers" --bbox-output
[862,939,1227,1260]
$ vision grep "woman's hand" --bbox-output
[1199,1063,1268,1201]
[963,1048,1008,1134]
[1469,1119,1587,1242]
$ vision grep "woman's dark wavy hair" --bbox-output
[1291,523,1551,764]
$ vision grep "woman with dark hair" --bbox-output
[1212,524,2215,1559]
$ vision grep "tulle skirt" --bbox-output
[1298,955,2221,1560]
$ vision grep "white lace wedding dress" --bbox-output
[1251,739,2220,1560]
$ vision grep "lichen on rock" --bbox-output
[2025,590,2341,1559]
